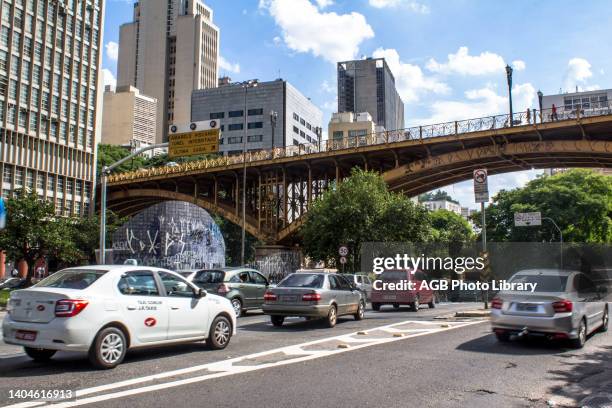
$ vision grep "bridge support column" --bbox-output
[254,245,303,275]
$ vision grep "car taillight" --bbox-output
[263,291,277,301]
[552,299,573,313]
[55,299,89,317]
[302,292,321,302]
[217,283,229,295]
[491,297,503,309]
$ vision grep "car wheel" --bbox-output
[88,327,127,369]
[326,305,337,328]
[354,301,365,321]
[24,347,56,362]
[231,298,243,317]
[271,315,285,327]
[495,332,511,342]
[600,307,609,333]
[372,302,381,311]
[428,299,435,309]
[411,296,420,312]
[570,319,587,349]
[207,315,232,350]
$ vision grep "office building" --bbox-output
[421,199,462,216]
[328,111,380,146]
[337,57,404,132]
[101,85,157,155]
[0,0,105,216]
[117,0,218,143]
[191,79,323,155]
[541,88,611,117]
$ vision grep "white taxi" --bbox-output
[2,266,236,369]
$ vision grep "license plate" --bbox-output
[15,330,37,341]
[383,295,396,301]
[516,303,538,312]
[280,295,297,302]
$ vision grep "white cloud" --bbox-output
[372,47,449,103]
[368,0,429,13]
[102,68,117,89]
[410,82,536,125]
[563,58,596,92]
[320,80,335,93]
[315,0,333,7]
[259,0,374,64]
[426,46,506,76]
[218,55,241,74]
[323,99,337,110]
[512,59,526,71]
[105,41,118,62]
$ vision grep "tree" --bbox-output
[213,215,260,266]
[472,169,612,243]
[0,190,81,280]
[68,211,127,264]
[430,209,474,243]
[419,190,459,204]
[300,169,433,271]
[97,144,146,175]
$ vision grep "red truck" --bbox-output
[371,270,435,311]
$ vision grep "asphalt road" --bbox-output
[0,302,610,408]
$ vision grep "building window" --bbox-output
[227,136,242,144]
[228,123,243,131]
[228,110,243,118]
[293,139,299,146]
[293,126,299,134]
[293,113,299,121]
[247,135,263,142]
[300,118,305,126]
[3,166,12,183]
[247,121,263,129]
[332,131,343,139]
[248,108,263,116]
[210,112,224,119]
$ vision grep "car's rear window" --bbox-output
[380,271,408,281]
[35,269,107,290]
[509,274,569,292]
[194,270,225,284]
[278,274,324,288]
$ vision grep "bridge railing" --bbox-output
[107,102,612,183]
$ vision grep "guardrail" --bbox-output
[107,103,612,183]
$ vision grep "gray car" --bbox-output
[262,273,365,328]
[180,268,269,317]
[490,269,609,348]
[344,274,373,301]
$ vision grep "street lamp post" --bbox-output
[241,80,258,266]
[505,64,514,126]
[543,217,563,268]
[98,142,168,264]
[537,90,544,123]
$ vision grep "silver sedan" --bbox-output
[490,269,609,348]
[262,273,365,328]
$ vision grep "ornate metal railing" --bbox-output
[107,102,612,183]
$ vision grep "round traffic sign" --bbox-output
[339,256,347,264]
[338,246,348,256]
[474,169,487,184]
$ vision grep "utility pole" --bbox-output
[241,80,258,266]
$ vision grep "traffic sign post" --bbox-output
[473,169,489,253]
[168,121,220,158]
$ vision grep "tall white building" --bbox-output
[541,89,611,118]
[117,0,219,143]
[0,0,105,216]
[421,199,462,216]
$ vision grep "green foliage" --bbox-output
[472,169,612,243]
[430,209,474,243]
[0,190,81,279]
[97,144,146,175]
[300,169,433,271]
[419,190,459,204]
[0,290,9,308]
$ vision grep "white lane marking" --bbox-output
[8,319,484,408]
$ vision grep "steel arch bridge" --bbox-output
[104,107,612,245]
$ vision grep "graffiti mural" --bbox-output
[111,201,225,270]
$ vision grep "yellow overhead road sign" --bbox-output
[168,129,220,158]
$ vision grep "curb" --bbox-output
[455,310,491,317]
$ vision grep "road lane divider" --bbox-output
[4,319,485,408]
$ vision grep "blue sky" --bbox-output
[102,0,610,208]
